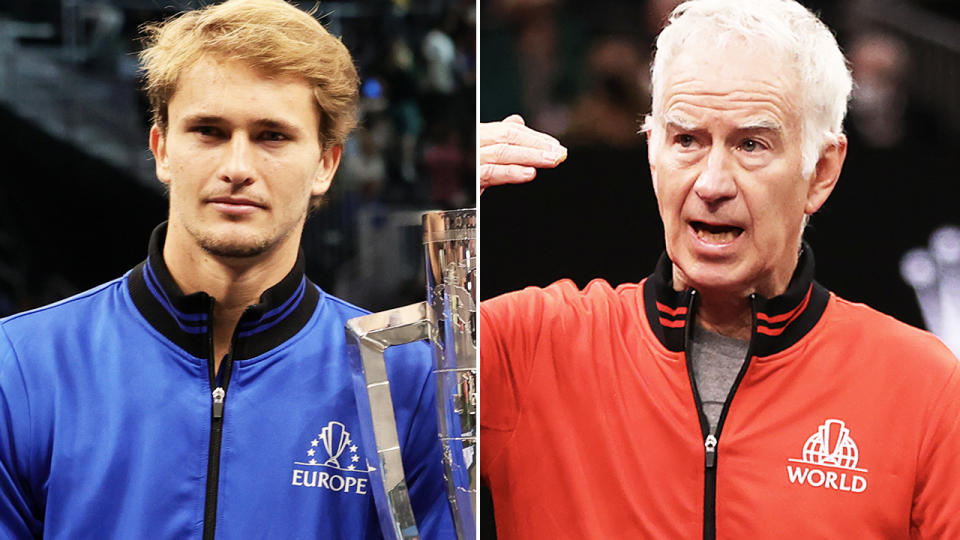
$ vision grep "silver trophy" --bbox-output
[346,208,476,540]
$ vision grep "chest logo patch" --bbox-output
[291,421,372,495]
[786,419,868,493]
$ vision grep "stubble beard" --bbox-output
[196,232,275,258]
[185,219,297,259]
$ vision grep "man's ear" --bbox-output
[312,144,342,197]
[149,125,171,186]
[805,134,847,215]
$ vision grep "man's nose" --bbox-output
[693,146,737,204]
[219,133,255,185]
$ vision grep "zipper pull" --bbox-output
[704,434,717,468]
[212,387,226,419]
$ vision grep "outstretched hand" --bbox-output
[478,115,567,193]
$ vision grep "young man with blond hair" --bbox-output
[0,1,452,538]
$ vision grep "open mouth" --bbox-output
[691,221,744,244]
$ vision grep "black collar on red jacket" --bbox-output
[128,222,319,361]
[642,243,830,357]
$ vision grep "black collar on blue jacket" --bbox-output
[128,223,320,361]
[642,242,830,357]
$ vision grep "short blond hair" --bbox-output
[139,0,359,150]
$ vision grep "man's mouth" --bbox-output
[690,221,744,244]
[206,196,267,216]
[207,197,265,209]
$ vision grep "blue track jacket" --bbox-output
[0,225,453,539]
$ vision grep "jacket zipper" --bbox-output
[684,291,759,540]
[202,299,239,540]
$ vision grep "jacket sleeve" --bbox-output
[0,325,42,538]
[479,283,570,479]
[911,353,960,538]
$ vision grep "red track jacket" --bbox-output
[480,249,960,539]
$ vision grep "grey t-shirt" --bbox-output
[689,324,749,435]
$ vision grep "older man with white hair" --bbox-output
[478,0,960,538]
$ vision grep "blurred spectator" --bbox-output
[481,0,579,134]
[385,37,424,183]
[422,27,457,95]
[336,128,389,256]
[342,129,388,199]
[423,125,468,208]
[77,1,124,72]
[566,36,648,148]
[848,32,926,149]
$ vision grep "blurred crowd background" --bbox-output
[0,0,475,315]
[480,0,960,536]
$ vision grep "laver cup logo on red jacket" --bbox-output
[291,421,372,494]
[786,419,869,493]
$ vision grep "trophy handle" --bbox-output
[346,301,431,540]
[346,208,476,540]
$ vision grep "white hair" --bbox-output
[645,0,852,178]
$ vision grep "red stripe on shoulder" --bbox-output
[757,284,812,324]
[659,317,686,328]
[656,301,688,317]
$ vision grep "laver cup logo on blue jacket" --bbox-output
[291,420,373,494]
[787,419,869,493]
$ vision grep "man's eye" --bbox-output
[677,134,695,148]
[193,126,221,137]
[261,131,287,142]
[739,139,764,152]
